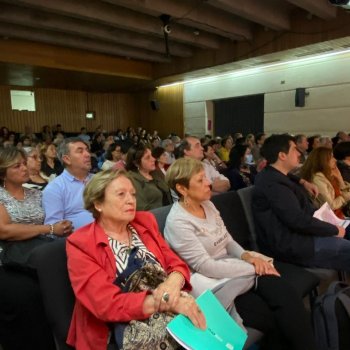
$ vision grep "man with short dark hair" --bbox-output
[253,134,350,271]
[43,137,94,229]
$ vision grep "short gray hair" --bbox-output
[161,139,173,148]
[57,137,88,166]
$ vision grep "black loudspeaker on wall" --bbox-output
[295,88,306,107]
[150,99,160,111]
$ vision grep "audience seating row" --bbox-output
[29,189,321,350]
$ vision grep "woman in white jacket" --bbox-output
[164,158,315,350]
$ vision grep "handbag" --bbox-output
[113,247,179,350]
[0,235,55,273]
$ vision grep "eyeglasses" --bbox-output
[28,155,43,161]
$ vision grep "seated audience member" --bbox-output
[300,147,350,219]
[66,169,205,350]
[171,135,182,148]
[20,135,33,148]
[203,141,227,171]
[245,133,255,150]
[43,137,94,229]
[217,136,233,163]
[77,127,91,143]
[226,144,256,191]
[251,133,266,163]
[253,134,350,271]
[178,136,230,195]
[151,129,161,142]
[164,158,315,350]
[336,131,350,142]
[115,128,125,141]
[53,123,65,138]
[41,125,53,143]
[53,132,65,146]
[294,134,309,164]
[103,134,115,152]
[126,144,172,210]
[23,147,48,191]
[151,137,161,149]
[90,132,105,156]
[0,147,72,350]
[152,146,168,177]
[40,143,63,181]
[334,141,350,183]
[20,125,37,141]
[319,136,333,149]
[0,126,10,140]
[161,138,176,165]
[101,142,123,170]
[306,134,321,154]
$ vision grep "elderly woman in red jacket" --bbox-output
[66,169,205,350]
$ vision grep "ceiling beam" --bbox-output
[0,4,193,58]
[286,0,337,20]
[0,23,171,63]
[1,0,222,49]
[207,0,291,30]
[103,0,252,40]
[0,39,153,79]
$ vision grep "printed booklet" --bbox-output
[167,290,247,350]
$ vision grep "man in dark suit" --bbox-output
[253,134,350,270]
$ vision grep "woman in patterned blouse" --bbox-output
[0,147,72,350]
[66,169,206,350]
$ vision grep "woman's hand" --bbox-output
[171,293,206,330]
[336,226,346,238]
[52,220,73,236]
[332,166,345,186]
[243,254,280,277]
[153,272,184,312]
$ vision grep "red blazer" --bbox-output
[66,211,191,350]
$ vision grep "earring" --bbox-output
[96,208,102,212]
[184,196,189,207]
[3,178,6,189]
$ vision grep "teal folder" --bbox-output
[167,290,247,350]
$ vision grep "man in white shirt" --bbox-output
[161,138,176,165]
[178,136,230,195]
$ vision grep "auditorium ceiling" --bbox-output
[0,0,350,91]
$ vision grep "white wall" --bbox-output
[183,51,350,137]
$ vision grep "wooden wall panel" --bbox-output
[0,85,182,137]
[0,86,139,133]
[136,84,184,138]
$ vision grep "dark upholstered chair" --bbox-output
[237,186,342,290]
[150,201,264,350]
[150,204,173,234]
[210,190,319,300]
[29,239,119,350]
[29,239,75,350]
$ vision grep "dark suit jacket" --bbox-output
[252,166,337,264]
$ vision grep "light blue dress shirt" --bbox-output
[42,169,94,230]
